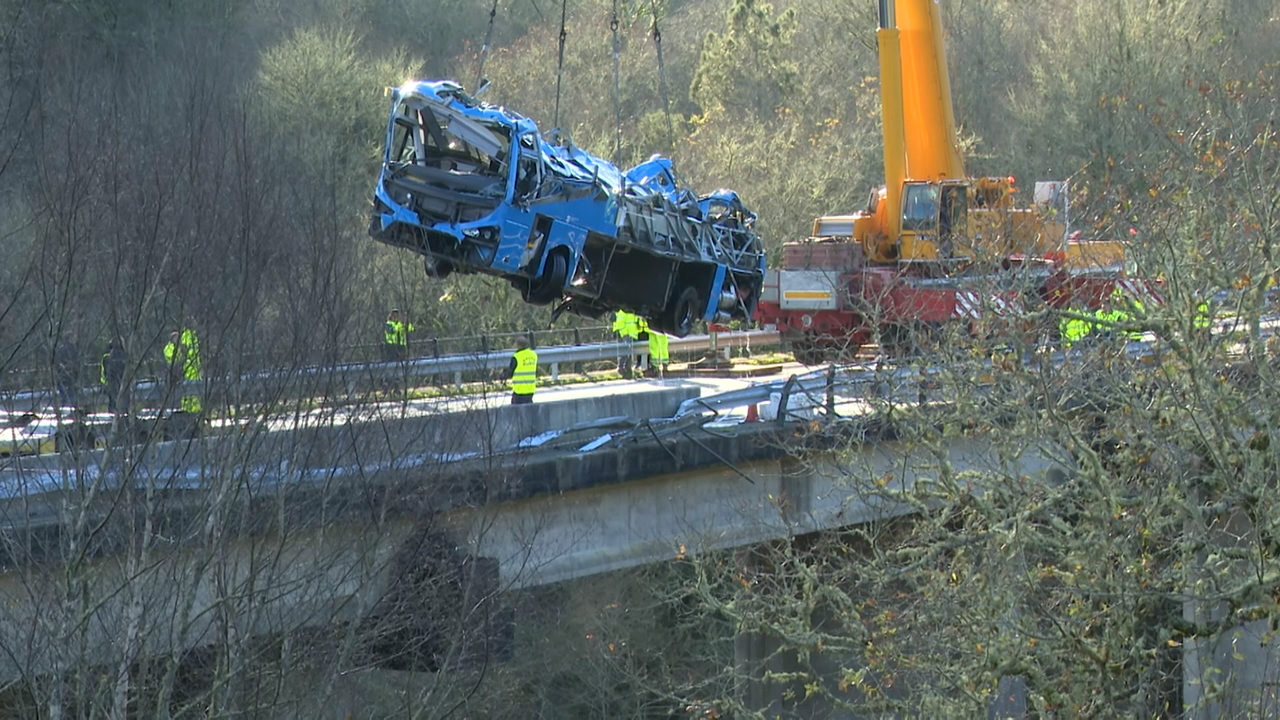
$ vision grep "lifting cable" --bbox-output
[473,0,500,90]
[552,0,569,130]
[649,0,675,152]
[610,0,623,164]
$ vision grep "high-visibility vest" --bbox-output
[612,311,640,340]
[1193,300,1211,329]
[164,328,202,380]
[1060,315,1094,347]
[1105,287,1145,340]
[648,331,670,364]
[511,348,538,395]
[385,320,413,347]
[164,329,202,413]
[1063,303,1141,347]
[1100,299,1144,340]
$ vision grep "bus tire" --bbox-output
[524,251,568,306]
[665,286,701,338]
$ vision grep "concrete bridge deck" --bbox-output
[0,361,1263,717]
[0,370,1059,684]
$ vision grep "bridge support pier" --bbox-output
[734,621,793,714]
[358,525,511,674]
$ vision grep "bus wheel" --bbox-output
[524,251,568,305]
[664,287,701,338]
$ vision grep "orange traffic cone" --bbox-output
[745,404,759,423]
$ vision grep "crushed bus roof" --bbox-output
[370,80,765,336]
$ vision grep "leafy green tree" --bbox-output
[257,26,416,178]
[678,0,881,253]
[689,0,798,122]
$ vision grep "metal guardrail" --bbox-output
[675,319,1280,425]
[4,312,1270,420]
[0,324,627,392]
[0,331,782,412]
[3,320,1272,459]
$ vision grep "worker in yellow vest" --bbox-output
[1059,312,1095,349]
[1097,286,1144,342]
[507,337,538,404]
[164,323,202,414]
[647,327,670,376]
[635,316,653,373]
[1060,286,1143,348]
[1191,293,1211,346]
[612,310,641,377]
[383,308,415,362]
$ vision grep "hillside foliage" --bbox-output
[0,0,1271,367]
[0,0,1276,715]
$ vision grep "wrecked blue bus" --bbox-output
[369,80,766,336]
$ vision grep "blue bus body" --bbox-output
[369,80,766,336]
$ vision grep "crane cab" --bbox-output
[896,180,968,263]
[849,179,969,265]
[866,177,1065,267]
